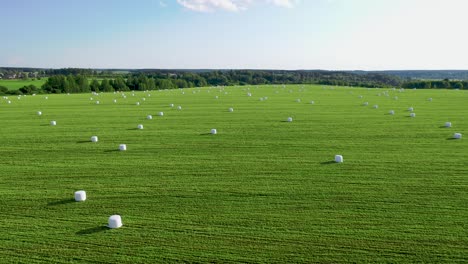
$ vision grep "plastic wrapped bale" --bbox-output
[158,112,164,116]
[142,98,146,101]
[170,103,174,107]
[136,102,140,106]
[454,133,462,139]
[177,106,182,110]
[119,144,127,151]
[335,155,343,163]
[428,98,433,102]
[91,136,98,143]
[410,113,416,118]
[74,190,86,202]
[108,215,123,229]
[147,115,153,120]
[373,105,378,109]
[211,129,217,135]
[363,102,368,106]
[113,99,117,103]
[259,97,264,101]
[50,121,57,126]
[96,101,100,105]
[137,124,144,130]
[296,99,301,103]
[287,117,293,122]
[310,101,315,104]
[445,122,452,128]
[408,107,414,112]
[215,96,219,99]
[389,110,395,115]
[37,111,42,116]
[228,108,234,112]
[247,93,252,97]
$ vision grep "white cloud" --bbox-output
[177,0,296,12]
[268,0,295,8]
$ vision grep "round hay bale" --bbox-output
[50,121,56,126]
[454,133,462,139]
[119,144,127,151]
[137,124,144,130]
[445,122,452,128]
[74,190,86,202]
[287,117,293,122]
[108,215,123,228]
[211,129,217,135]
[90,136,98,143]
[335,155,343,163]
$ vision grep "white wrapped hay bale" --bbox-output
[170,103,174,107]
[287,117,293,122]
[215,96,219,99]
[454,133,462,139]
[90,136,98,143]
[428,98,433,102]
[410,113,416,118]
[142,98,146,101]
[310,101,315,104]
[158,112,164,116]
[445,122,452,128]
[296,99,301,102]
[147,115,153,120]
[108,215,123,228]
[37,111,42,116]
[335,155,343,163]
[136,102,140,106]
[90,97,93,101]
[408,107,414,112]
[137,124,144,130]
[177,106,182,110]
[389,110,395,115]
[259,97,264,101]
[210,129,217,135]
[247,93,252,97]
[96,101,100,105]
[363,102,368,106]
[7,100,11,104]
[50,121,56,126]
[228,107,234,112]
[373,105,378,109]
[119,144,127,151]
[113,99,117,103]
[74,190,86,202]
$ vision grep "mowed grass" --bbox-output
[0,78,47,90]
[0,86,467,263]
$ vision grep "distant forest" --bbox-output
[1,68,467,95]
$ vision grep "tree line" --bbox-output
[1,69,467,95]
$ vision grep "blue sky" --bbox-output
[1,0,468,70]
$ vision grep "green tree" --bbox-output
[90,79,100,92]
[100,79,114,92]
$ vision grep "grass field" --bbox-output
[0,79,47,90]
[0,85,467,263]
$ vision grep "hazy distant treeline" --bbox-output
[0,68,467,95]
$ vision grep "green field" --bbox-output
[0,78,47,90]
[0,85,467,263]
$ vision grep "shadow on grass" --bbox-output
[280,121,293,123]
[76,226,108,235]
[199,133,214,136]
[127,128,138,130]
[320,161,336,165]
[439,126,450,128]
[76,140,90,143]
[40,124,51,126]
[48,198,75,206]
[447,138,459,140]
